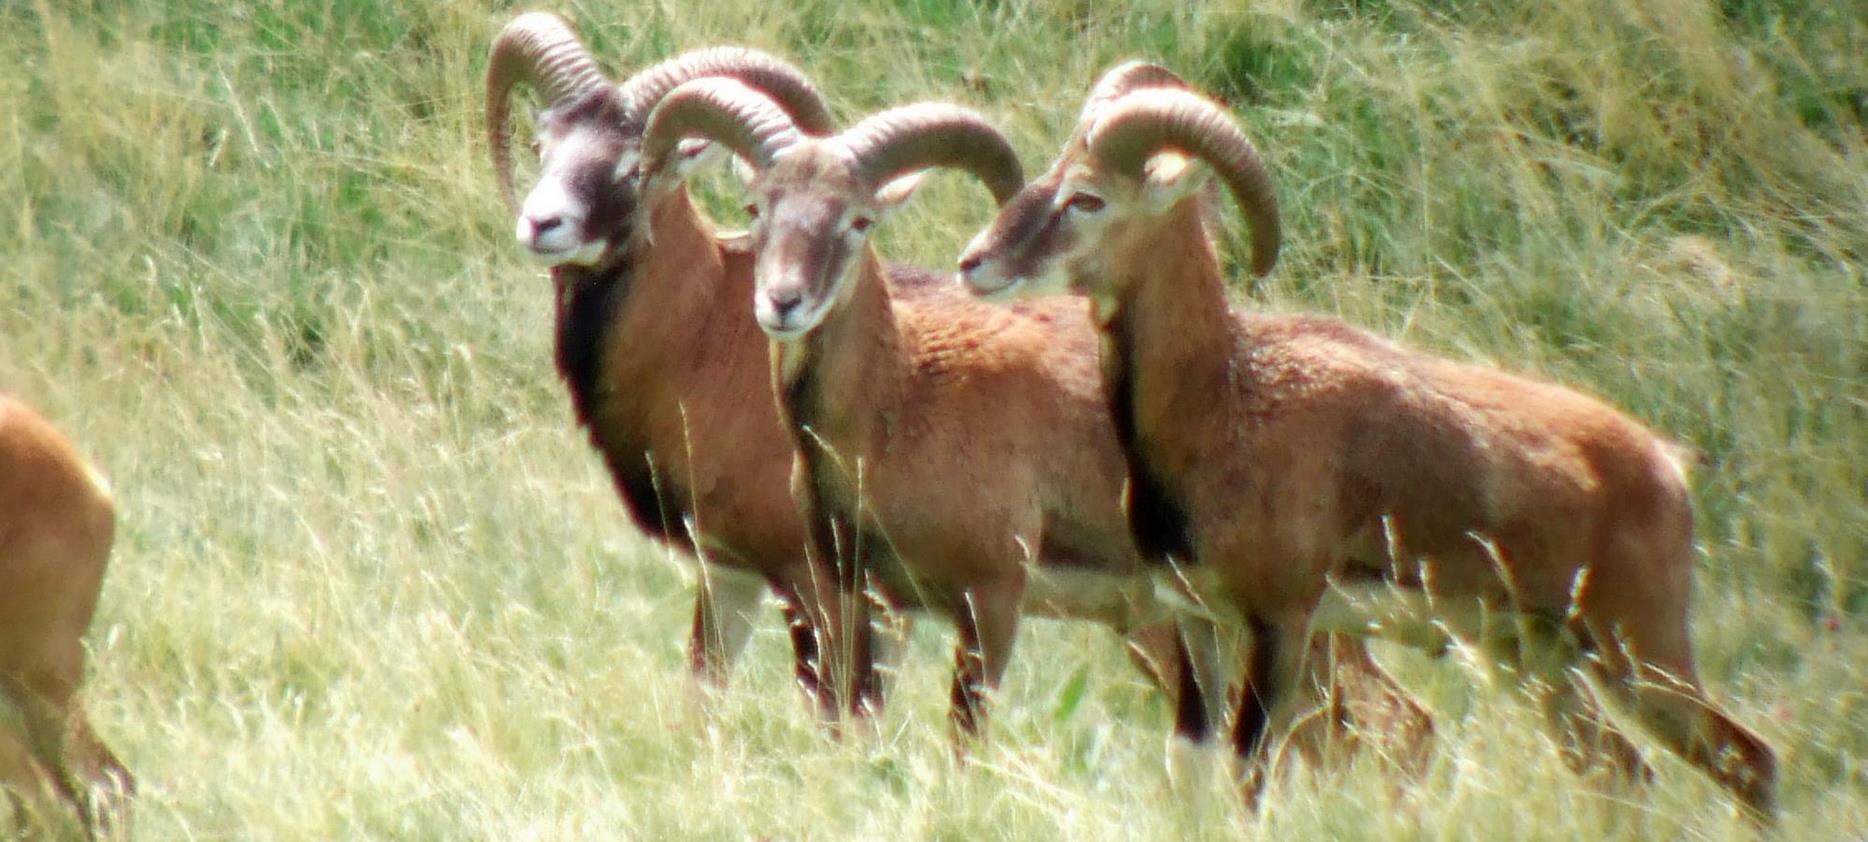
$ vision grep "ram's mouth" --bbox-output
[754,297,829,342]
[959,270,1026,302]
[525,238,608,267]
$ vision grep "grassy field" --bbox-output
[2,0,1864,837]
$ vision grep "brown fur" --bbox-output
[543,156,852,704]
[532,106,1186,717]
[0,395,132,836]
[966,149,1776,815]
[775,242,1153,734]
[746,131,1432,756]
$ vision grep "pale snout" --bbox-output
[516,178,605,266]
[754,284,815,340]
[955,233,1019,300]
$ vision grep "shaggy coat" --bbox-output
[956,77,1776,816]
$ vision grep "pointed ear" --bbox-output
[872,171,926,217]
[641,140,728,199]
[1140,152,1209,214]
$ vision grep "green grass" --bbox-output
[2,0,1864,837]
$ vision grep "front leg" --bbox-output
[791,456,877,726]
[768,563,830,713]
[1230,612,1315,806]
[1172,616,1226,745]
[863,580,913,713]
[949,577,1024,743]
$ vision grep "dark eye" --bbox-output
[850,215,873,233]
[528,139,542,156]
[1065,193,1106,213]
[743,202,760,218]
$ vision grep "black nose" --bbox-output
[958,254,982,274]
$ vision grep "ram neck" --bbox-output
[556,189,722,394]
[628,189,726,339]
[775,252,906,470]
[1097,202,1239,562]
[551,189,725,545]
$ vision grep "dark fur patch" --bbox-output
[1104,317,1195,564]
[553,260,690,546]
[1230,618,1277,760]
[778,348,822,446]
[1173,632,1212,743]
[552,265,624,430]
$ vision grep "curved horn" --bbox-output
[486,12,610,213]
[1079,60,1187,124]
[641,78,802,177]
[840,104,1024,206]
[620,47,834,135]
[1087,89,1281,276]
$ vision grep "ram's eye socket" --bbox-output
[849,215,873,233]
[1065,193,1106,213]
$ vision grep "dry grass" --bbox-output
[1,0,1863,837]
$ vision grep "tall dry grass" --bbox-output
[1,0,1862,837]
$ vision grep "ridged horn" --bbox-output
[641,78,802,177]
[619,47,834,135]
[486,12,610,213]
[1087,89,1281,276]
[840,104,1024,206]
[1080,60,1187,124]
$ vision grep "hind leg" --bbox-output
[5,649,132,840]
[1532,670,1652,785]
[1310,634,1436,779]
[1573,537,1776,818]
[63,705,132,839]
[1502,617,1652,786]
[1586,652,1775,819]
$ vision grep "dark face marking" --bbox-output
[748,153,874,339]
[522,88,645,263]
[957,164,1095,299]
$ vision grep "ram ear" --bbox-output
[718,152,757,188]
[642,139,732,210]
[670,138,728,180]
[638,140,719,199]
[872,171,926,217]
[1140,151,1209,214]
